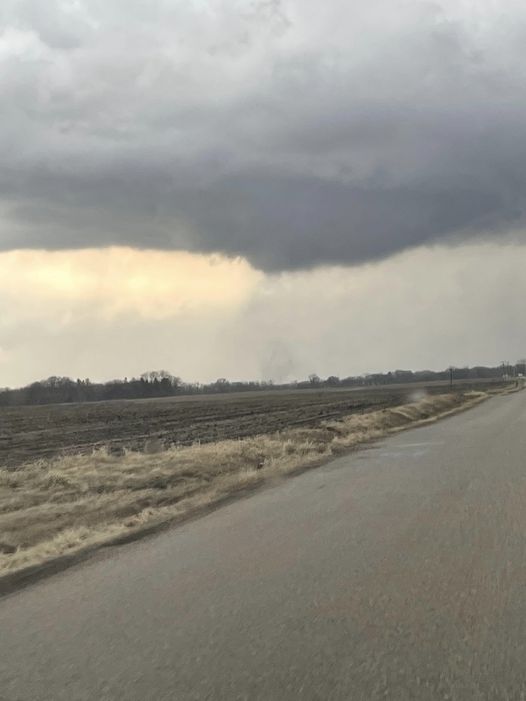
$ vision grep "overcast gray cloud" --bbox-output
[1,0,526,270]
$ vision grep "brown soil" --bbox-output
[0,380,507,469]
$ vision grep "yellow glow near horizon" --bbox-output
[0,247,263,319]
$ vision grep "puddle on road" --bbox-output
[369,441,444,460]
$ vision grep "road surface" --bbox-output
[2,391,526,700]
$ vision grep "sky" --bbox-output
[1,0,526,387]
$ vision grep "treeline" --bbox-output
[0,362,522,408]
[0,371,276,407]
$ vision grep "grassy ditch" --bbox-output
[0,391,488,578]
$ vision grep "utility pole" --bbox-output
[449,366,454,389]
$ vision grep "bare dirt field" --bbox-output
[0,386,512,580]
[0,380,506,468]
[0,380,513,583]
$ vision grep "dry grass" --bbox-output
[0,391,487,577]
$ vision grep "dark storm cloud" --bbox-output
[1,0,526,270]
